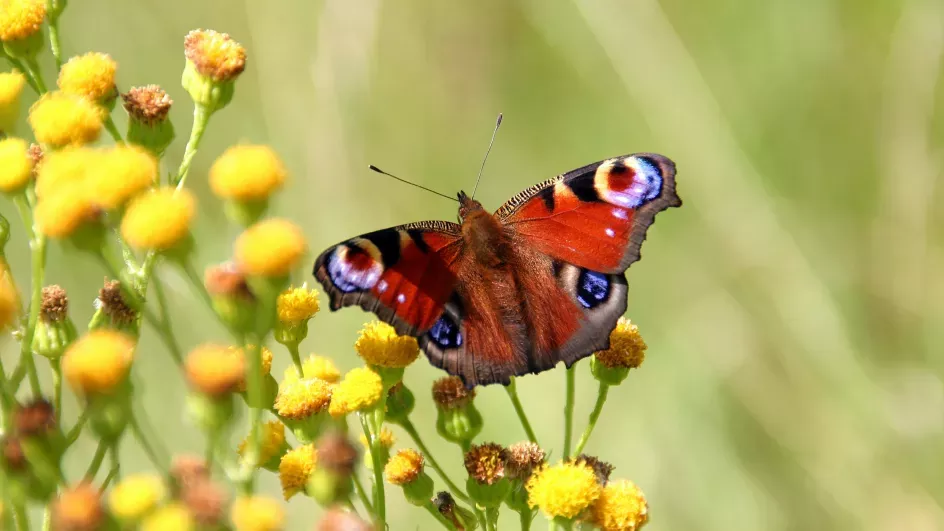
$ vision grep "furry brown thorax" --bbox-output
[458,191,508,266]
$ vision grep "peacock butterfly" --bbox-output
[313,153,680,387]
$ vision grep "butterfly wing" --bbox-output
[312,221,463,336]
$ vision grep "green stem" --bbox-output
[360,412,386,529]
[352,472,374,514]
[84,442,108,479]
[22,57,47,93]
[13,194,45,397]
[100,446,121,490]
[66,409,89,445]
[41,507,51,531]
[424,501,458,530]
[563,363,577,459]
[48,21,63,70]
[174,104,211,189]
[572,383,610,457]
[51,358,62,423]
[505,377,538,444]
[149,274,184,365]
[12,502,28,531]
[4,56,39,92]
[241,340,263,494]
[104,116,123,143]
[486,507,500,531]
[130,415,168,474]
[287,342,303,377]
[400,418,470,503]
[520,509,532,530]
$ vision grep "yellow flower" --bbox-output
[237,421,286,466]
[233,345,273,392]
[358,427,395,451]
[276,285,319,324]
[355,321,419,368]
[34,146,101,199]
[184,29,247,82]
[589,479,649,531]
[526,462,603,520]
[58,52,118,101]
[62,330,135,395]
[232,496,284,531]
[274,377,332,420]
[142,503,194,531]
[52,482,104,531]
[121,188,195,250]
[464,442,506,485]
[384,449,424,485]
[234,218,306,277]
[281,354,340,385]
[0,137,32,193]
[29,91,103,147]
[0,71,26,131]
[278,444,316,500]
[594,317,646,369]
[34,188,97,238]
[108,474,166,521]
[328,367,383,417]
[185,344,245,396]
[0,270,19,330]
[92,144,159,210]
[0,0,46,41]
[210,145,287,201]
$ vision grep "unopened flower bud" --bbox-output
[122,85,175,156]
[432,376,482,446]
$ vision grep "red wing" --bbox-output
[312,221,462,335]
[496,153,680,274]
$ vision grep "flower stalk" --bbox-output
[572,382,610,457]
[505,377,537,444]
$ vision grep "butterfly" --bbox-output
[313,153,680,387]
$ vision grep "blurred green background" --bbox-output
[4,0,944,529]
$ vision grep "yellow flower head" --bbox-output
[0,270,19,330]
[238,421,286,466]
[355,320,419,368]
[62,330,135,395]
[184,29,247,82]
[589,479,649,531]
[52,482,104,531]
[92,144,159,210]
[0,71,26,131]
[0,0,46,41]
[34,188,97,238]
[34,146,101,199]
[0,137,32,193]
[526,462,603,520]
[29,91,103,147]
[274,377,332,420]
[358,426,395,451]
[234,218,306,277]
[121,188,195,251]
[108,474,166,521]
[328,367,383,417]
[464,442,507,485]
[142,503,194,531]
[232,345,273,392]
[232,496,284,531]
[278,444,317,500]
[58,52,118,101]
[210,145,287,201]
[594,317,646,369]
[276,284,319,324]
[384,448,424,485]
[282,354,339,385]
[185,344,245,396]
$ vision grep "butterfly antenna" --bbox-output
[368,165,459,203]
[470,113,502,200]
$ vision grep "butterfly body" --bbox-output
[314,153,680,387]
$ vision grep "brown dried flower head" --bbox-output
[171,454,210,490]
[432,376,474,410]
[506,441,546,480]
[40,284,68,322]
[2,437,26,470]
[122,85,173,125]
[204,262,253,299]
[316,507,374,531]
[184,29,246,82]
[571,454,615,486]
[99,279,136,325]
[316,432,358,477]
[53,482,104,531]
[28,143,43,175]
[14,397,56,436]
[180,478,226,527]
[463,442,507,485]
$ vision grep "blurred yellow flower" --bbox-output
[34,188,97,238]
[52,482,104,531]
[0,0,46,41]
[108,474,166,521]
[185,344,245,396]
[58,52,117,101]
[281,354,339,385]
[234,218,306,277]
[0,271,19,330]
[34,146,101,199]
[29,92,103,147]
[232,345,273,392]
[358,426,395,451]
[238,421,286,467]
[355,321,419,368]
[232,496,284,531]
[594,317,646,369]
[0,71,26,131]
[92,144,158,210]
[121,188,195,251]
[526,462,602,520]
[142,503,194,531]
[210,145,287,201]
[276,285,319,324]
[62,330,135,395]
[0,138,32,193]
[328,367,383,417]
[278,444,316,500]
[184,29,247,82]
[274,377,332,420]
[589,479,649,531]
[384,449,423,485]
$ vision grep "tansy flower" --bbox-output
[142,503,194,531]
[121,188,195,250]
[589,479,649,531]
[58,52,118,102]
[98,279,136,326]
[29,92,103,147]
[0,271,19,330]
[34,146,102,199]
[282,354,340,385]
[34,187,97,238]
[571,454,614,486]
[92,144,159,210]
[0,137,32,193]
[108,474,166,521]
[432,376,474,410]
[52,482,104,531]
[237,421,286,466]
[595,317,646,369]
[328,367,382,417]
[210,145,287,201]
[526,462,603,520]
[358,427,395,451]
[0,0,46,42]
[0,71,26,132]
[123,85,172,125]
[274,377,332,420]
[506,441,546,480]
[384,448,423,485]
[232,345,273,392]
[184,29,247,82]
[234,218,306,277]
[179,478,226,527]
[40,284,68,322]
[464,443,507,485]
[62,330,135,395]
[355,320,419,368]
[185,344,245,396]
[278,444,316,500]
[316,432,357,476]
[232,496,284,531]
[276,285,319,324]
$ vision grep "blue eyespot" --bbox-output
[428,313,462,348]
[576,270,610,309]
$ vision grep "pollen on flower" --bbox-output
[108,474,166,521]
[0,137,33,193]
[121,188,195,250]
[276,285,320,324]
[184,29,247,82]
[328,367,383,417]
[274,377,332,420]
[526,461,603,519]
[594,317,647,369]
[0,0,46,42]
[355,321,419,368]
[62,330,135,395]
[0,71,26,132]
[432,376,474,410]
[589,479,649,531]
[29,92,103,147]
[282,354,340,385]
[92,144,159,210]
[185,344,246,396]
[58,52,118,102]
[278,444,317,500]
[238,421,286,467]
[234,218,307,277]
[506,441,546,480]
[384,448,424,485]
[232,496,284,531]
[210,145,287,201]
[52,482,104,531]
[358,427,395,451]
[142,502,195,531]
[464,442,507,485]
[40,284,68,322]
[122,85,173,125]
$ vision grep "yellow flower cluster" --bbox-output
[278,444,317,500]
[0,137,33,193]
[108,474,166,521]
[0,0,46,41]
[52,482,104,531]
[231,496,284,531]
[276,285,320,324]
[594,317,647,369]
[210,145,287,201]
[0,270,19,330]
[328,367,383,417]
[0,71,26,131]
[234,218,307,277]
[281,354,339,385]
[359,427,395,451]
[526,462,603,519]
[62,330,135,395]
[274,377,332,420]
[355,320,419,368]
[184,29,247,82]
[589,479,649,531]
[59,52,118,101]
[29,91,103,147]
[121,188,195,250]
[238,421,286,467]
[142,503,194,531]
[185,344,246,396]
[384,449,424,485]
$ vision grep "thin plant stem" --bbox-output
[241,340,264,494]
[104,116,123,143]
[505,377,538,444]
[424,501,458,530]
[66,410,88,445]
[130,415,168,474]
[84,442,108,479]
[400,418,470,503]
[174,104,211,189]
[563,363,577,459]
[22,57,47,93]
[41,507,51,531]
[149,274,184,365]
[520,509,532,530]
[572,383,610,457]
[50,359,62,424]
[4,56,39,92]
[48,21,63,70]
[486,507,500,531]
[13,502,28,531]
[100,447,121,490]
[13,194,45,397]
[287,342,304,377]
[352,472,374,514]
[360,412,386,528]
